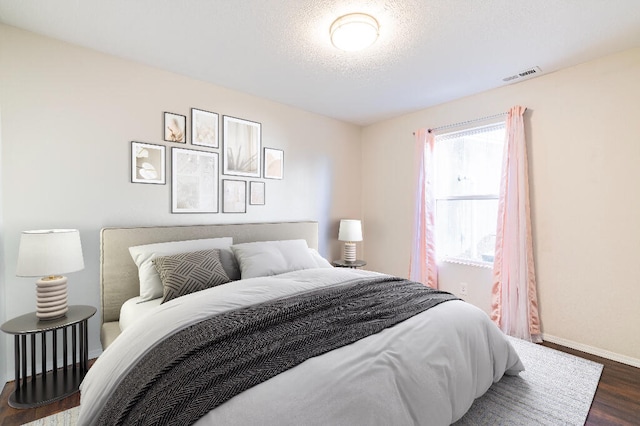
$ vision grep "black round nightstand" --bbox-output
[332,259,367,269]
[1,305,96,408]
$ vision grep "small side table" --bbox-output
[332,259,367,269]
[0,305,96,408]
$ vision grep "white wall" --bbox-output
[362,48,640,366]
[437,263,493,315]
[0,24,362,379]
[0,104,6,387]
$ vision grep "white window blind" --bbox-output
[434,123,505,266]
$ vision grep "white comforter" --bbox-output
[79,268,523,426]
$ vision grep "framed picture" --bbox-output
[222,179,247,213]
[249,181,265,205]
[223,115,261,177]
[131,141,166,184]
[191,108,219,148]
[164,112,186,143]
[171,147,219,213]
[264,147,284,179]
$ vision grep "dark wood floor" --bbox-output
[0,374,83,425]
[541,342,640,425]
[1,344,639,425]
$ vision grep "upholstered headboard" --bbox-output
[99,221,318,347]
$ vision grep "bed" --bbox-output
[79,221,523,425]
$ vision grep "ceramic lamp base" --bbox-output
[343,242,356,262]
[36,276,69,320]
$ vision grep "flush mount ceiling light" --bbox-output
[330,13,379,52]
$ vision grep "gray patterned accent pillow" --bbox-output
[153,249,231,303]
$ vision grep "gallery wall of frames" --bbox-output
[131,109,284,214]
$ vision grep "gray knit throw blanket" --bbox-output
[96,276,459,425]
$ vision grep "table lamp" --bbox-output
[338,219,363,262]
[16,229,84,320]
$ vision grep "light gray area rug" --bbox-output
[25,337,603,426]
[23,406,79,426]
[455,336,603,425]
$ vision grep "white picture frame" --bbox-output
[171,147,219,213]
[164,112,186,143]
[131,141,166,184]
[249,181,265,205]
[264,147,284,180]
[222,179,247,213]
[223,115,261,177]
[191,108,219,148]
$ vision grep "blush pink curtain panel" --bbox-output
[409,129,438,289]
[491,106,541,343]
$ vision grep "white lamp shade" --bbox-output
[338,220,363,242]
[16,229,84,277]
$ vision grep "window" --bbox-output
[434,123,505,266]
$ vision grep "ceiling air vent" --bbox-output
[502,66,542,83]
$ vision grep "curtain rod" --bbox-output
[412,112,508,135]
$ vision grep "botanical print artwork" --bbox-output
[192,108,219,148]
[250,181,265,205]
[264,148,284,179]
[131,142,165,184]
[164,112,186,143]
[172,148,218,213]
[223,116,261,177]
[223,179,247,213]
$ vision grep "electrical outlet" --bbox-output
[460,282,468,296]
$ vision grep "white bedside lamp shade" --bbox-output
[338,220,363,262]
[16,229,84,320]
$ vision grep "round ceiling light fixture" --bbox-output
[330,13,379,52]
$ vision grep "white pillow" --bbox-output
[231,239,318,279]
[309,248,333,268]
[129,237,233,302]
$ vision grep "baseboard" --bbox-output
[543,333,640,368]
[89,347,102,361]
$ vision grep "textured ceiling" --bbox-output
[1,0,639,125]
